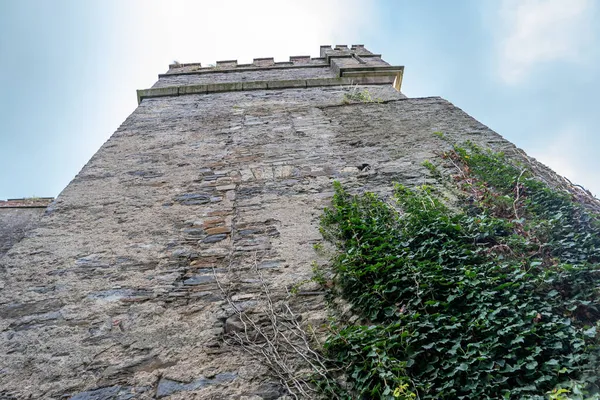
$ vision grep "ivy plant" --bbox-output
[318,142,600,399]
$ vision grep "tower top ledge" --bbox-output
[165,44,381,75]
[138,45,404,103]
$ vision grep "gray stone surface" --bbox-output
[156,372,237,398]
[0,46,567,399]
[0,207,47,258]
[165,58,328,75]
[69,384,151,400]
[152,67,336,89]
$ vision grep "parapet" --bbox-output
[138,45,404,103]
[319,44,373,57]
[165,56,328,75]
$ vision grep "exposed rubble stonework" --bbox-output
[0,198,53,258]
[0,46,567,399]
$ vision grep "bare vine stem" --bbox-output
[211,254,341,399]
[513,169,526,220]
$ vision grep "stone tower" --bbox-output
[0,45,572,399]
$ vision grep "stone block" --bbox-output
[242,81,268,91]
[216,60,237,68]
[290,56,311,64]
[353,75,396,85]
[206,82,243,93]
[202,233,228,243]
[205,226,231,235]
[266,79,306,89]
[225,314,244,333]
[305,77,354,87]
[137,86,178,103]
[253,57,275,67]
[178,84,207,95]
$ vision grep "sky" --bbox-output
[0,0,598,199]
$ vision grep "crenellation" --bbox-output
[252,57,275,67]
[351,44,373,56]
[216,60,238,68]
[167,51,343,76]
[162,57,330,77]
[168,62,201,71]
[148,46,403,102]
[319,44,332,57]
[289,55,311,63]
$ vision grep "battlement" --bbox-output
[139,45,404,104]
[166,56,328,75]
[319,44,373,57]
[165,45,379,75]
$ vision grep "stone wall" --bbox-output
[152,67,336,89]
[0,198,53,258]
[164,57,328,75]
[0,83,540,399]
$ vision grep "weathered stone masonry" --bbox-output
[0,198,54,259]
[0,45,555,399]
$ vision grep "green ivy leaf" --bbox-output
[583,326,597,337]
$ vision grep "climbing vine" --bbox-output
[318,141,600,399]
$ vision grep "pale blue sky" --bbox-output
[1,0,598,199]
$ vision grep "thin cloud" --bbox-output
[497,0,593,84]
[530,126,599,196]
[130,0,375,68]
